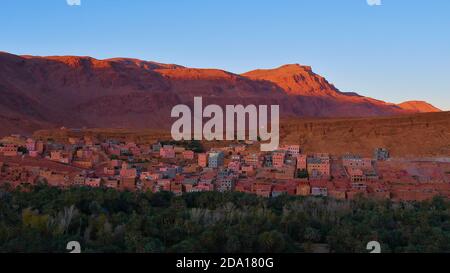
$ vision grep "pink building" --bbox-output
[157,179,172,191]
[296,154,307,170]
[0,144,18,157]
[281,145,300,157]
[25,138,36,152]
[342,155,372,169]
[198,153,208,168]
[120,168,137,178]
[103,178,120,189]
[35,141,45,154]
[108,147,121,156]
[29,150,40,157]
[252,182,273,197]
[110,159,123,168]
[244,153,259,167]
[272,151,286,169]
[160,146,175,159]
[194,182,215,192]
[120,163,137,178]
[241,165,256,176]
[347,167,365,182]
[103,167,116,176]
[228,161,241,172]
[85,178,101,187]
[68,137,81,145]
[183,150,195,160]
[50,151,72,164]
[307,157,330,179]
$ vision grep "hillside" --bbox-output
[0,52,435,136]
[32,111,450,158]
[398,101,442,113]
[280,111,450,157]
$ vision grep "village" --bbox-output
[1,132,450,202]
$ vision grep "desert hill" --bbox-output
[398,101,442,113]
[0,52,440,136]
[32,111,450,158]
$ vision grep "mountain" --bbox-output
[0,52,438,136]
[398,101,442,113]
[242,64,340,97]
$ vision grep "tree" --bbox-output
[296,169,309,179]
[1,185,449,253]
[18,146,28,154]
[257,230,286,252]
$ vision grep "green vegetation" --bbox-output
[0,184,449,253]
[160,140,204,153]
[296,169,309,179]
[17,146,28,154]
[120,151,133,157]
[132,159,150,164]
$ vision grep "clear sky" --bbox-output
[1,0,449,110]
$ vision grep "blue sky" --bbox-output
[1,0,449,110]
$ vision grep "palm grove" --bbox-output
[0,184,449,253]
